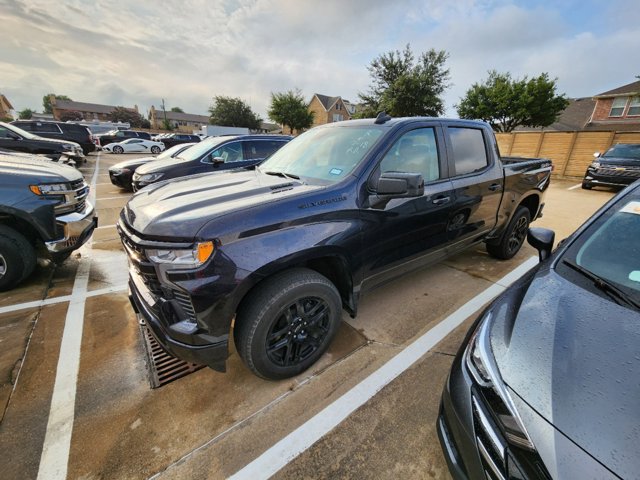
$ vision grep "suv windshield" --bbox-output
[177,137,235,161]
[602,144,640,159]
[561,191,640,302]
[259,125,384,184]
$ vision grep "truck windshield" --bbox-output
[259,126,384,184]
[602,144,640,159]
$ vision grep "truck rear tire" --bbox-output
[234,268,342,380]
[486,206,531,260]
[0,226,37,291]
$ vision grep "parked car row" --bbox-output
[109,134,291,191]
[0,121,86,166]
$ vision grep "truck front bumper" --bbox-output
[45,201,98,253]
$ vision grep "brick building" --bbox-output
[50,96,138,121]
[149,105,209,132]
[0,94,14,120]
[308,94,351,127]
[586,80,640,131]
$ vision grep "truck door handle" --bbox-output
[488,183,502,192]
[432,196,450,205]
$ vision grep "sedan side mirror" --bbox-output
[527,227,555,262]
[376,172,424,197]
[212,156,224,165]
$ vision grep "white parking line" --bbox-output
[227,256,539,480]
[568,183,582,190]
[37,153,101,480]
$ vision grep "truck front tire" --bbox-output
[234,268,342,380]
[486,206,531,260]
[0,226,37,291]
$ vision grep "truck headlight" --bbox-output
[465,311,536,451]
[30,183,71,195]
[590,161,600,169]
[146,241,214,268]
[136,173,164,183]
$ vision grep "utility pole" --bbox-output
[161,98,167,129]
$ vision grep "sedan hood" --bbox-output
[110,157,155,170]
[123,169,322,239]
[134,156,189,174]
[492,267,639,479]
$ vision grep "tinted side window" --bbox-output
[379,128,440,182]
[34,123,62,134]
[15,122,34,132]
[137,132,151,139]
[448,127,488,176]
[0,126,17,138]
[123,131,137,138]
[244,140,286,160]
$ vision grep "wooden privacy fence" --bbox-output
[495,131,640,178]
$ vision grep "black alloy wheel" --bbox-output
[235,268,342,380]
[486,206,531,260]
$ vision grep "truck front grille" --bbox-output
[595,166,640,178]
[55,179,90,216]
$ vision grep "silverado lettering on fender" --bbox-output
[119,116,552,380]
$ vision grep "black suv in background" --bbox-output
[132,134,291,190]
[0,122,85,165]
[94,130,152,149]
[160,133,201,149]
[11,120,95,155]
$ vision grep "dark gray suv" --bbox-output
[12,120,95,155]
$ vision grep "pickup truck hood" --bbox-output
[493,267,639,479]
[0,153,82,182]
[124,169,322,239]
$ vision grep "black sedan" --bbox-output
[582,143,640,190]
[438,181,640,480]
[108,142,195,190]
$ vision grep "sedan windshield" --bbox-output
[176,137,235,161]
[157,142,195,159]
[258,125,384,184]
[602,144,640,159]
[562,191,640,302]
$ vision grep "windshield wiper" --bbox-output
[262,170,300,180]
[562,259,640,310]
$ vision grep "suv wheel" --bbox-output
[234,268,342,380]
[0,226,37,291]
[486,206,531,260]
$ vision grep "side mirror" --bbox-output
[527,227,555,262]
[211,156,224,166]
[593,152,601,158]
[376,172,424,197]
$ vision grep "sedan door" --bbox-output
[359,124,456,290]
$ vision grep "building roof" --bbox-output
[54,99,136,114]
[313,93,342,111]
[0,94,14,110]
[515,97,596,132]
[161,110,209,123]
[594,80,640,98]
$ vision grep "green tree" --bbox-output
[357,44,450,118]
[268,89,314,134]
[109,106,147,128]
[42,94,71,114]
[208,96,262,129]
[170,107,184,113]
[18,108,34,119]
[161,119,174,131]
[457,71,569,132]
[59,110,83,121]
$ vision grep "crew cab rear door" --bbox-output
[359,123,455,290]
[443,123,504,247]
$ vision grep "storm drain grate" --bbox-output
[139,324,204,389]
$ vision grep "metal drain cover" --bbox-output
[139,324,204,388]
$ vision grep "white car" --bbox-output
[102,138,165,154]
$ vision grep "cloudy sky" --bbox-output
[1,0,638,120]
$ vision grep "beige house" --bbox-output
[50,96,138,121]
[149,105,209,132]
[308,93,352,127]
[0,94,14,120]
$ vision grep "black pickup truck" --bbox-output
[0,151,97,290]
[119,116,552,379]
